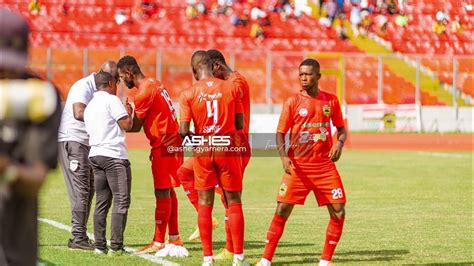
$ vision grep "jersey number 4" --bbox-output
[206,99,218,124]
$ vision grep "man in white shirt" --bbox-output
[84,71,133,255]
[58,60,118,250]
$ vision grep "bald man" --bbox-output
[58,61,119,250]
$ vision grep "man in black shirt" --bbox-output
[0,8,61,266]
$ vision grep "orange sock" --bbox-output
[168,190,179,236]
[224,210,234,252]
[321,217,344,261]
[198,204,213,256]
[153,197,171,243]
[228,202,244,255]
[220,194,234,253]
[262,214,287,261]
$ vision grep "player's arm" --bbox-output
[328,97,347,162]
[72,102,86,121]
[128,116,144,132]
[233,83,244,130]
[179,121,191,139]
[235,113,244,130]
[329,126,347,162]
[129,89,151,132]
[69,81,91,122]
[276,99,294,174]
[179,90,193,138]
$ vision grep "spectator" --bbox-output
[451,16,463,34]
[324,0,337,24]
[115,9,129,25]
[251,6,267,21]
[250,22,265,41]
[350,3,362,37]
[230,9,249,26]
[335,13,349,40]
[433,20,447,35]
[213,0,231,16]
[395,12,408,27]
[62,2,70,16]
[433,10,448,35]
[186,3,199,19]
[142,0,158,17]
[28,0,41,15]
[374,9,388,35]
[360,10,372,36]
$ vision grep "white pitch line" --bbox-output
[38,218,180,266]
[416,152,471,159]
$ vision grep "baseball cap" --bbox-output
[0,8,29,71]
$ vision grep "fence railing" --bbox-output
[28,48,473,106]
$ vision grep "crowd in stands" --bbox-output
[184,0,313,40]
[317,0,471,40]
[24,0,472,47]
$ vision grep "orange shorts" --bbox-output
[151,149,183,189]
[193,150,243,192]
[277,161,346,206]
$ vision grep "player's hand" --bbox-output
[329,141,343,162]
[281,157,294,174]
[124,98,133,115]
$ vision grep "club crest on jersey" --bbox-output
[298,108,308,117]
[279,183,288,197]
[206,81,214,87]
[323,105,331,116]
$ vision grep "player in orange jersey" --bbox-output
[179,51,248,266]
[256,59,348,266]
[117,56,188,257]
[177,50,251,260]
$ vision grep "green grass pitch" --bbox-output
[38,150,473,265]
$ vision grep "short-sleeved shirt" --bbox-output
[179,77,243,136]
[84,91,129,160]
[58,73,96,145]
[134,77,180,149]
[277,90,344,167]
[230,71,250,137]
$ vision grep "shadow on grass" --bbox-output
[127,240,314,252]
[271,249,410,265]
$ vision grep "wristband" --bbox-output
[338,139,344,146]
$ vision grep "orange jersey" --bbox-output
[277,90,344,166]
[134,77,180,149]
[230,71,250,136]
[179,77,243,136]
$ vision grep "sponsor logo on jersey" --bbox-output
[197,92,222,102]
[298,108,308,117]
[300,122,330,128]
[323,105,331,116]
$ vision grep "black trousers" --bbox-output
[89,156,132,251]
[58,141,94,242]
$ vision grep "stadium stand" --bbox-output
[2,0,471,104]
